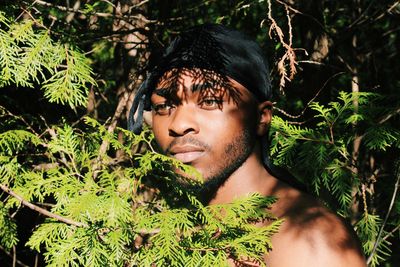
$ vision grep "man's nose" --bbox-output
[168,105,199,136]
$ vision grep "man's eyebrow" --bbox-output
[153,87,173,97]
[154,82,215,96]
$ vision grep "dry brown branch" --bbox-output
[264,0,297,92]
[0,184,87,227]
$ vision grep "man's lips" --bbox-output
[168,145,205,163]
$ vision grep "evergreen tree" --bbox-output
[0,1,399,266]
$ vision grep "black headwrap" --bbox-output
[128,23,271,133]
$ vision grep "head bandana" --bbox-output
[128,24,271,133]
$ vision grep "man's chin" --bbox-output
[172,164,204,180]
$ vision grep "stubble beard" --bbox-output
[195,128,255,203]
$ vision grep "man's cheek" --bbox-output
[152,131,168,152]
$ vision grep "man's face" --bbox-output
[150,69,260,189]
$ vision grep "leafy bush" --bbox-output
[270,92,400,265]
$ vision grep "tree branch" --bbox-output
[91,88,133,178]
[0,245,29,267]
[0,105,39,136]
[29,0,155,23]
[367,161,400,263]
[382,224,400,243]
[99,90,131,155]
[378,106,400,124]
[273,72,345,120]
[0,184,87,227]
[264,0,297,91]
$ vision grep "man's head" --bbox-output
[129,24,273,193]
[151,68,272,188]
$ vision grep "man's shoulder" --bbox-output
[273,190,359,249]
[265,186,367,266]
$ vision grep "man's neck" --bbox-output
[208,151,279,205]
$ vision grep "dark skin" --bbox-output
[150,69,367,266]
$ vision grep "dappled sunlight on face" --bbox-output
[151,69,259,201]
[154,68,245,108]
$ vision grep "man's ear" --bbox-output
[257,101,273,136]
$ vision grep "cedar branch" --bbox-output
[0,184,87,227]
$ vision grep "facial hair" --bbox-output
[162,127,256,204]
[195,127,255,203]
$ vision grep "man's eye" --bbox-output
[152,103,174,115]
[199,98,223,110]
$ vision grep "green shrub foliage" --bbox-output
[270,92,400,265]
[0,12,95,109]
[0,120,281,266]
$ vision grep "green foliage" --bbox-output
[0,202,18,250]
[0,12,95,108]
[364,125,400,151]
[0,129,40,156]
[0,118,280,266]
[270,91,400,264]
[356,213,392,267]
[132,194,280,267]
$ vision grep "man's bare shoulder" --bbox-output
[265,184,367,267]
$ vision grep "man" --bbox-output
[129,24,366,266]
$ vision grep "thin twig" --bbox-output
[0,184,87,227]
[381,224,400,243]
[265,0,297,91]
[378,106,400,124]
[367,161,400,264]
[347,0,376,29]
[29,0,155,23]
[97,90,132,157]
[373,1,400,21]
[0,105,39,136]
[0,245,30,267]
[12,245,16,267]
[273,72,345,120]
[92,88,133,178]
[34,254,38,267]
